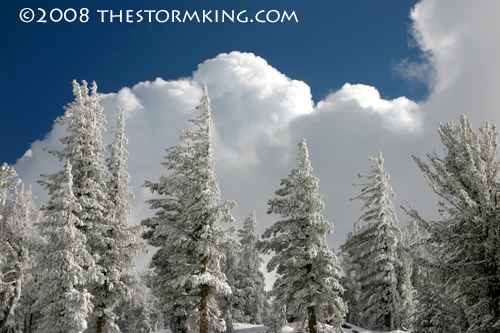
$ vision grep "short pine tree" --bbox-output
[260,139,347,333]
[141,84,236,333]
[338,254,360,326]
[35,162,95,333]
[233,211,267,324]
[340,152,403,331]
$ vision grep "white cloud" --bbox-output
[12,51,427,277]
[315,83,422,133]
[401,0,500,129]
[22,149,32,158]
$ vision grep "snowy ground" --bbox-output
[153,322,407,333]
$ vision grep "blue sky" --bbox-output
[1,0,423,164]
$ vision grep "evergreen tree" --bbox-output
[401,212,466,333]
[39,80,110,297]
[88,106,146,333]
[218,238,239,333]
[338,254,360,326]
[141,84,236,333]
[233,211,267,324]
[39,81,145,332]
[264,302,286,333]
[340,152,403,331]
[35,162,95,333]
[259,139,347,333]
[114,269,165,333]
[396,225,415,330]
[0,164,40,331]
[407,115,500,332]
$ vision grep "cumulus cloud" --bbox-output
[396,0,500,129]
[315,83,422,133]
[13,50,428,278]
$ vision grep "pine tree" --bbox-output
[39,80,109,287]
[39,81,145,332]
[396,224,415,330]
[114,269,165,333]
[233,211,267,324]
[340,152,403,331]
[35,162,95,333]
[259,139,347,333]
[339,254,360,326]
[90,106,146,333]
[141,84,236,333]
[407,115,500,332]
[218,238,239,333]
[401,211,467,333]
[0,164,40,331]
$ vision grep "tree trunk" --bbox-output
[96,315,104,333]
[308,306,317,333]
[23,311,33,333]
[384,312,393,330]
[174,314,188,333]
[0,270,22,331]
[200,259,209,333]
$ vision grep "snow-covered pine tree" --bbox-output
[401,210,467,333]
[0,163,20,193]
[35,162,95,333]
[141,84,236,333]
[340,152,403,331]
[407,115,500,332]
[259,139,347,333]
[411,269,467,333]
[218,237,239,333]
[339,253,360,326]
[88,106,147,333]
[38,80,140,332]
[396,225,415,329]
[0,164,40,331]
[264,302,287,333]
[39,80,109,263]
[233,211,267,324]
[114,269,165,333]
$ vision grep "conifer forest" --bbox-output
[1,80,500,333]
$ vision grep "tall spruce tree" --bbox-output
[39,80,109,288]
[259,139,347,333]
[141,84,236,333]
[233,211,267,324]
[35,162,95,333]
[39,80,144,332]
[340,152,403,331]
[89,107,146,333]
[407,115,500,332]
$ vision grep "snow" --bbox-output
[340,322,407,333]
[152,322,408,333]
